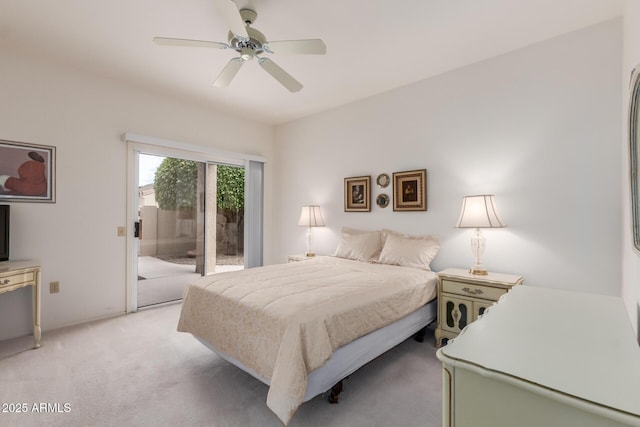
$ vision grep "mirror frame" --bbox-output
[630,65,640,251]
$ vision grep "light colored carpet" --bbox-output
[0,303,442,427]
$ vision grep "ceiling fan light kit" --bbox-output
[154,2,326,92]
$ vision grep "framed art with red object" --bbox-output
[0,139,56,203]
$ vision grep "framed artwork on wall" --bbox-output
[344,175,371,212]
[0,139,56,203]
[393,169,426,211]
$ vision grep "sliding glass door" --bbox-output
[134,153,244,308]
[125,134,265,313]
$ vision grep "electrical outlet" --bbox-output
[117,226,126,237]
[50,281,60,294]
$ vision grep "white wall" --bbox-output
[274,20,622,297]
[622,0,640,339]
[1,17,630,343]
[0,47,273,341]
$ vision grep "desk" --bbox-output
[0,260,41,348]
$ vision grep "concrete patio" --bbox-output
[137,256,243,307]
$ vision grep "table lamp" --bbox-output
[297,205,325,256]
[455,195,506,275]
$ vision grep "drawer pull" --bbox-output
[1,279,9,285]
[462,287,483,295]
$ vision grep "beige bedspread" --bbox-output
[177,256,437,425]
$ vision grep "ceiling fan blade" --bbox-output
[214,0,248,39]
[153,37,228,49]
[263,39,327,55]
[258,57,303,92]
[213,58,244,87]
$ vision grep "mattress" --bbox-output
[178,256,438,424]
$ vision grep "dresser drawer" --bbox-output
[441,279,507,301]
[0,271,36,289]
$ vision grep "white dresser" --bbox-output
[436,286,640,427]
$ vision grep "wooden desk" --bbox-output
[0,260,41,348]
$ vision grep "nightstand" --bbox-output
[287,254,316,263]
[435,267,523,347]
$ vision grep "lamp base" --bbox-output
[469,228,488,275]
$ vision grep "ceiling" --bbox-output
[0,0,623,125]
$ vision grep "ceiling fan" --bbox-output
[153,1,326,92]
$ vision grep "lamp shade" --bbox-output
[456,195,506,228]
[297,205,326,228]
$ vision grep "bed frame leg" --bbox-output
[328,380,343,404]
[414,326,427,342]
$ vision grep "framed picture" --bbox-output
[0,139,56,203]
[393,169,427,211]
[344,175,371,212]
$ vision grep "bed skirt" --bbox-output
[194,298,438,402]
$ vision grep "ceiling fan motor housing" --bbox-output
[228,26,266,59]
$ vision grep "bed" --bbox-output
[177,228,440,425]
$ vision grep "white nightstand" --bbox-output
[435,267,523,347]
[287,254,316,263]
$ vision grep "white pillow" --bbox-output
[333,227,383,262]
[377,231,440,270]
